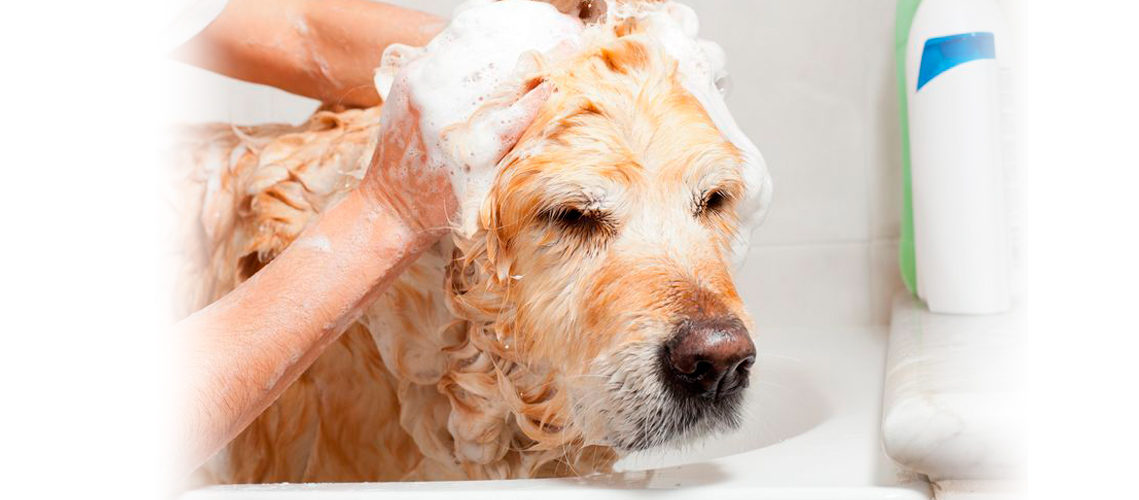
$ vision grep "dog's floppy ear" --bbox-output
[374,43,425,101]
[446,178,513,320]
[479,187,514,284]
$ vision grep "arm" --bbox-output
[175,69,553,475]
[177,85,452,472]
[177,189,434,475]
[171,0,445,108]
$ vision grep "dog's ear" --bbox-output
[445,179,512,318]
[479,187,514,284]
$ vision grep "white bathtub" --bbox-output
[182,323,931,499]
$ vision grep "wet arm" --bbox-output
[171,0,445,107]
[175,189,438,474]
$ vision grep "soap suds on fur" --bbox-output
[375,0,584,233]
[374,0,770,261]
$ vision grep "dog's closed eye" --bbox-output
[540,205,614,239]
[696,189,731,217]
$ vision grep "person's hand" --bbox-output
[357,69,555,239]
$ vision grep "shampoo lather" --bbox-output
[905,0,1011,314]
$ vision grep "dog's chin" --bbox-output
[613,387,747,453]
[578,341,750,454]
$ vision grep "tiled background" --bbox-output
[165,0,1019,328]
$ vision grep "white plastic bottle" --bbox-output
[906,0,1012,314]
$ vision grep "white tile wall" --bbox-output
[736,242,873,328]
[682,0,904,328]
[165,0,911,328]
[687,0,904,327]
[694,0,875,246]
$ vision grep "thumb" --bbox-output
[493,80,555,158]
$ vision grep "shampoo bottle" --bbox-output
[905,0,1012,314]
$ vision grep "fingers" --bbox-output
[376,73,423,136]
[544,39,583,66]
[507,80,555,134]
[487,38,574,156]
[375,44,426,101]
[489,80,556,163]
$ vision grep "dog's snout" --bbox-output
[664,317,755,400]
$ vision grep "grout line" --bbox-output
[867,8,886,328]
[862,2,901,326]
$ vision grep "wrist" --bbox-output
[287,189,441,328]
[356,176,455,242]
[330,189,449,269]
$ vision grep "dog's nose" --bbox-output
[664,317,756,399]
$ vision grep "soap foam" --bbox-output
[375,0,583,232]
[607,1,773,268]
[374,0,770,263]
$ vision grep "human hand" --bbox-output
[356,0,585,241]
[357,66,555,240]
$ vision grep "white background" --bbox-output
[0,0,1135,498]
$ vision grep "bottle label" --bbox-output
[917,32,996,91]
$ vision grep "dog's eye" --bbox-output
[554,207,588,225]
[541,205,611,238]
[697,190,730,216]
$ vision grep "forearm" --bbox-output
[172,0,445,108]
[176,190,434,473]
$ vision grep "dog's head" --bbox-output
[448,17,770,454]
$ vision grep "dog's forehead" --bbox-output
[432,0,772,266]
[519,44,742,190]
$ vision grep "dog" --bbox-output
[174,0,771,483]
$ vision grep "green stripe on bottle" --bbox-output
[896,0,921,296]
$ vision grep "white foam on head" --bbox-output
[606,1,773,268]
[376,0,584,233]
[374,0,770,259]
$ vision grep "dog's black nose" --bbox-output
[664,317,755,399]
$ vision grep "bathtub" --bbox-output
[182,322,932,499]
